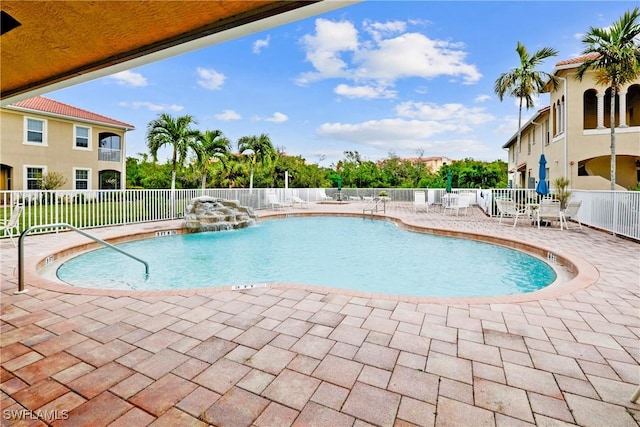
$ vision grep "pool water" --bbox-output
[56,216,557,297]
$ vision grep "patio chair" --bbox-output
[266,191,290,210]
[2,203,24,247]
[413,191,428,212]
[495,198,526,227]
[560,200,582,230]
[444,194,470,216]
[318,189,333,201]
[291,195,308,208]
[536,199,563,230]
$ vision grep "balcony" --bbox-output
[98,148,121,162]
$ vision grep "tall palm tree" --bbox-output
[146,113,199,192]
[495,42,559,188]
[192,129,231,190]
[576,7,640,190]
[237,133,275,190]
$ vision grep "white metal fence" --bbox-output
[483,188,640,241]
[1,187,638,241]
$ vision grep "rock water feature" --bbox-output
[183,196,257,233]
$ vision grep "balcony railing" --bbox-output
[98,148,121,162]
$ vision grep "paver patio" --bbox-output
[1,201,639,426]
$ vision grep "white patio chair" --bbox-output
[318,189,333,201]
[444,194,470,216]
[536,199,563,230]
[560,200,582,230]
[413,191,427,212]
[266,191,290,210]
[495,198,526,227]
[291,195,308,208]
[2,203,24,247]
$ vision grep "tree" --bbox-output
[192,129,231,190]
[146,113,200,192]
[575,7,640,190]
[237,133,275,190]
[39,172,67,190]
[495,42,558,188]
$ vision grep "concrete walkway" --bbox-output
[1,202,639,426]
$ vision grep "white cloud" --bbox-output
[363,19,406,42]
[118,101,183,112]
[259,112,288,123]
[253,36,270,54]
[475,94,491,103]
[297,18,482,89]
[495,115,520,136]
[353,33,482,84]
[395,101,494,125]
[214,110,241,121]
[196,67,226,90]
[109,70,147,87]
[296,19,359,84]
[314,99,498,158]
[334,84,396,99]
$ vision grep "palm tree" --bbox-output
[219,160,248,188]
[575,7,640,190]
[192,129,231,190]
[237,133,275,191]
[146,113,199,192]
[495,42,559,188]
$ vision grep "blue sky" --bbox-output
[48,1,636,167]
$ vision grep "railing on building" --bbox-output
[98,148,121,162]
[1,187,638,241]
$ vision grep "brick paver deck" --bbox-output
[1,201,639,426]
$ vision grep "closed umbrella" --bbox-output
[445,169,452,193]
[536,154,549,195]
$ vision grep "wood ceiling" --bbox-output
[1,1,352,103]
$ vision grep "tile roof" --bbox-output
[555,53,600,66]
[9,96,134,129]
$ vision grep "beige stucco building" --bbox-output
[503,55,640,191]
[0,96,134,191]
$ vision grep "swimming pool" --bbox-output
[56,216,557,297]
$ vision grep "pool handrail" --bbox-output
[16,223,150,294]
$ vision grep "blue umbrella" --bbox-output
[536,154,549,195]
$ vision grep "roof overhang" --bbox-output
[502,106,551,149]
[1,1,358,106]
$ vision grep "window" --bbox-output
[98,133,122,162]
[627,84,640,127]
[544,119,550,145]
[74,168,90,189]
[75,126,90,149]
[25,117,46,145]
[583,89,598,129]
[99,170,120,189]
[25,166,45,189]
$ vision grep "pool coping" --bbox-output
[20,212,600,305]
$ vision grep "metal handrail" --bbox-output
[17,223,149,293]
[362,197,387,216]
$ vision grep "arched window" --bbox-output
[626,84,640,127]
[98,133,122,162]
[99,170,121,189]
[583,89,597,129]
[603,88,620,128]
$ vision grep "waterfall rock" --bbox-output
[183,196,257,233]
